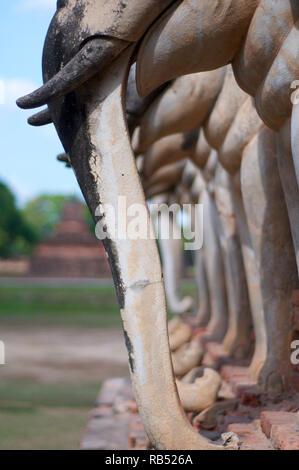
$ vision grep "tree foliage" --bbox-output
[0,183,95,258]
[23,194,95,241]
[0,181,37,258]
[23,194,74,241]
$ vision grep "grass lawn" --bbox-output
[0,282,121,328]
[0,279,197,449]
[0,379,101,450]
[0,281,196,327]
[0,281,121,449]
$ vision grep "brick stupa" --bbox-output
[30,200,111,278]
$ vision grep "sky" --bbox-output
[0,0,82,206]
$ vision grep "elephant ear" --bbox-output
[52,0,176,53]
[136,0,258,97]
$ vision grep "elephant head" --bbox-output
[135,0,298,128]
[17,0,241,450]
[133,0,299,185]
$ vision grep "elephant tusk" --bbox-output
[172,339,204,377]
[17,37,128,109]
[57,153,71,168]
[28,108,52,126]
[71,46,228,450]
[176,368,222,413]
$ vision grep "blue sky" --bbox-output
[0,0,82,206]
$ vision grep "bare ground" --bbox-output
[0,326,129,384]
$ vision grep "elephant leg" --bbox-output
[221,233,252,358]
[241,127,298,393]
[158,210,193,315]
[215,165,252,359]
[291,103,299,189]
[193,197,211,327]
[201,189,228,343]
[231,175,266,381]
[277,120,299,275]
[194,246,211,326]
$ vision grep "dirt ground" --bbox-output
[1,326,129,384]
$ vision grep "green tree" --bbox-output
[0,181,37,258]
[23,194,76,240]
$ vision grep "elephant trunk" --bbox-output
[66,47,227,450]
[156,209,193,315]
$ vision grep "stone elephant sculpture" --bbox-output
[17,0,240,451]
[150,192,194,316]
[135,0,299,276]
[134,65,298,392]
[135,70,231,345]
[17,0,298,449]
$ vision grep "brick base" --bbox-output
[81,377,148,450]
[82,376,299,450]
[261,411,299,450]
[227,421,274,450]
[82,290,299,452]
[202,342,230,369]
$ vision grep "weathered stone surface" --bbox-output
[81,377,133,450]
[292,291,299,308]
[221,365,250,383]
[261,411,299,450]
[236,385,262,408]
[193,398,238,430]
[227,421,273,450]
[81,412,130,450]
[96,377,132,407]
[129,413,149,450]
[292,291,299,331]
[202,342,229,369]
[19,0,299,449]
[293,373,299,392]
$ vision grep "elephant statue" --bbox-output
[17,0,240,451]
[133,65,298,391]
[150,194,194,316]
[134,0,299,278]
[17,0,299,449]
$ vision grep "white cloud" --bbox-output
[18,0,57,12]
[0,78,39,109]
